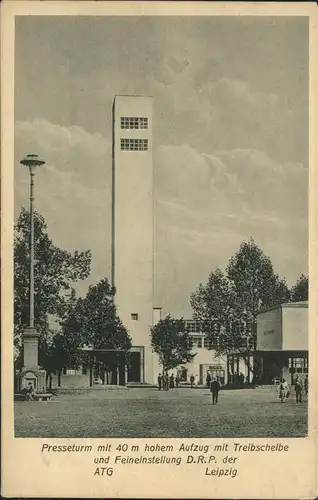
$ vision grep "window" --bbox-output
[121,117,148,129]
[197,337,203,348]
[120,138,148,151]
[131,313,138,321]
[289,357,308,374]
[186,320,200,333]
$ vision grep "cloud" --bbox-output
[15,120,112,293]
[14,120,307,316]
[154,144,307,316]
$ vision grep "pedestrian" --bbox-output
[157,373,162,391]
[206,373,211,389]
[190,374,195,388]
[304,375,308,396]
[26,382,35,401]
[175,375,179,388]
[169,374,175,389]
[277,378,289,403]
[164,373,169,391]
[210,377,221,404]
[239,372,245,385]
[294,376,303,403]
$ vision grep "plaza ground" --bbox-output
[14,386,307,438]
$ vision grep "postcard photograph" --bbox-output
[12,13,309,440]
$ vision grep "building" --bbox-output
[49,95,227,389]
[51,96,308,390]
[176,320,227,385]
[50,317,228,388]
[110,96,228,385]
[48,95,241,389]
[256,301,308,384]
[227,301,308,386]
[111,95,155,384]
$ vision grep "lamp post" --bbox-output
[19,154,46,394]
[20,154,45,329]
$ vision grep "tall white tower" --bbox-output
[111,95,154,383]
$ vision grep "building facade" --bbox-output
[50,317,228,388]
[111,95,155,384]
[256,301,308,384]
[51,96,309,390]
[176,320,228,385]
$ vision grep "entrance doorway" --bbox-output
[87,350,127,386]
[127,352,141,382]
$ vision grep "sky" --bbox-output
[14,16,308,317]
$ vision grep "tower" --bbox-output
[111,95,154,383]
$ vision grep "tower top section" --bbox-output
[112,95,153,147]
[113,95,152,118]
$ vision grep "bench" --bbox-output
[34,393,53,401]
[14,393,53,402]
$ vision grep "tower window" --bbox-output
[121,117,148,129]
[131,313,139,321]
[121,138,148,151]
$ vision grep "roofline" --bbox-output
[113,94,153,100]
[281,301,308,308]
[258,301,308,316]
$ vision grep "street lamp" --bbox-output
[20,154,45,329]
[19,154,46,394]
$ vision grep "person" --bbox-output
[157,374,162,391]
[304,375,308,396]
[164,373,169,391]
[294,376,303,403]
[210,377,221,404]
[190,374,195,388]
[206,373,211,389]
[26,382,35,401]
[169,374,175,389]
[175,375,179,388]
[277,378,289,403]
[239,372,245,385]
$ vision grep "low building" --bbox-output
[174,320,227,386]
[48,317,228,388]
[256,301,308,385]
[227,301,308,386]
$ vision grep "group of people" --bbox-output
[277,375,308,403]
[157,373,180,390]
[157,372,222,405]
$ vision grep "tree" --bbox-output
[190,268,236,325]
[226,238,290,350]
[64,278,132,351]
[150,315,195,373]
[59,278,132,386]
[38,289,85,388]
[227,239,290,315]
[290,274,308,302]
[14,207,91,364]
[191,239,290,356]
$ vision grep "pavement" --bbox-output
[14,386,308,438]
